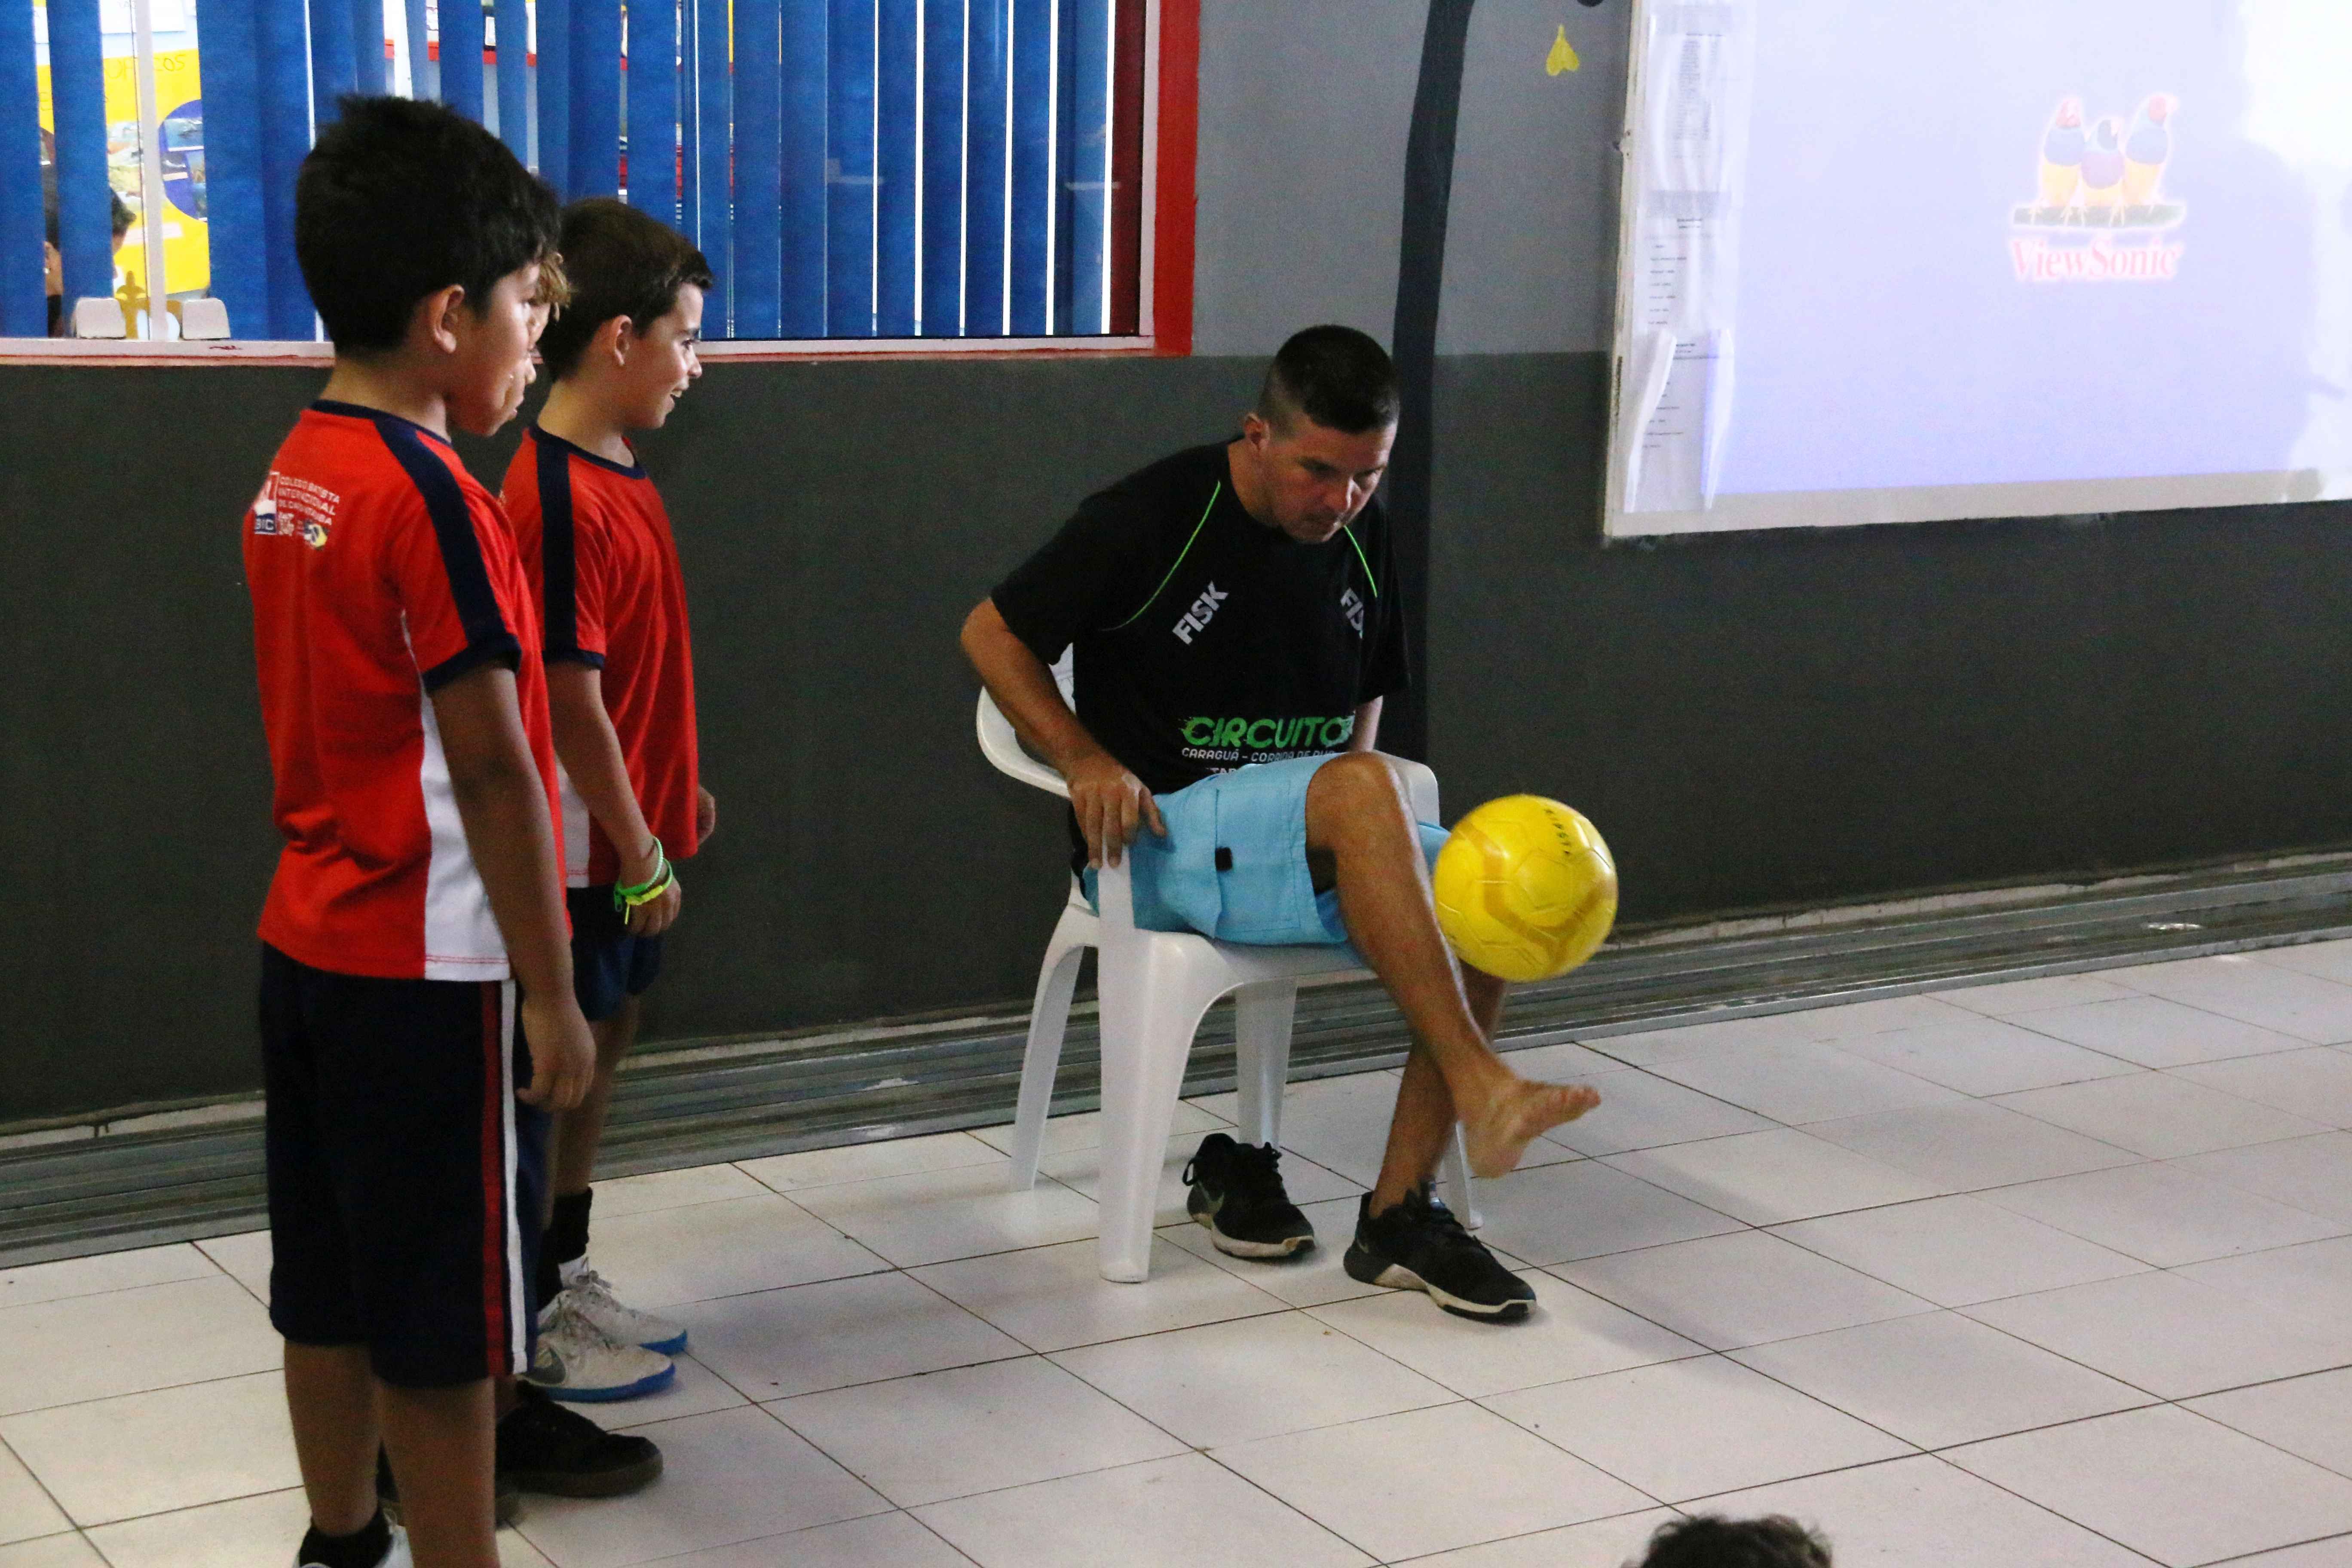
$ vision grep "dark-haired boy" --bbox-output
[1631,1515,1834,1568]
[501,197,714,1399]
[248,98,652,1568]
[962,325,1602,1323]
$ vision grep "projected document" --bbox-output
[1605,0,2352,536]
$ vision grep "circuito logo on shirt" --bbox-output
[1182,714,1356,750]
[1173,582,1228,645]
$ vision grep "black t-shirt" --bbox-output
[992,441,1410,821]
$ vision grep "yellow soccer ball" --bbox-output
[1432,796,1618,983]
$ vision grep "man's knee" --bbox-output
[1309,750,1411,819]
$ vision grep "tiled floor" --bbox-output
[9,947,2352,1565]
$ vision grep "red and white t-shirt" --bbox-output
[245,401,562,981]
[503,426,700,887]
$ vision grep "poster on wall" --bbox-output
[1602,0,2352,536]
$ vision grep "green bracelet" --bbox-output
[614,839,674,912]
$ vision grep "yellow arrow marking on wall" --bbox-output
[1547,24,1580,75]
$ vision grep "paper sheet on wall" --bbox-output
[1621,2,1755,513]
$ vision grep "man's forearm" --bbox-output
[961,600,1108,775]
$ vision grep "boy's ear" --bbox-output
[411,284,471,356]
[599,313,637,366]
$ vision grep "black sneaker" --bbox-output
[1183,1133,1315,1258]
[377,1446,522,1527]
[1344,1185,1536,1322]
[497,1382,665,1497]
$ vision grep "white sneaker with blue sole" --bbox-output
[527,1292,676,1403]
[559,1262,689,1355]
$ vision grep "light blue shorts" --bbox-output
[1084,753,1449,948]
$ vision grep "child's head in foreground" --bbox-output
[293,95,565,435]
[533,197,713,431]
[1633,1514,1834,1568]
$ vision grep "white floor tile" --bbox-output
[785,1164,1101,1269]
[966,1100,1228,1157]
[911,1236,1284,1353]
[0,1247,216,1314]
[0,1371,294,1526]
[1307,1273,1704,1399]
[1608,1128,1944,1227]
[1038,1131,1361,1227]
[576,1194,891,1308]
[1468,1159,1744,1266]
[2251,939,2352,984]
[191,1231,271,1303]
[2174,1050,2352,1128]
[1694,1453,2157,1567]
[735,1131,1004,1193]
[0,1536,102,1568]
[1727,1312,2151,1449]
[1979,1161,2348,1267]
[913,1452,1372,1568]
[1390,1509,1679,1568]
[1962,1270,2352,1399]
[2187,1369,2352,1480]
[772,1356,1185,1507]
[675,1271,1026,1401]
[1934,973,2140,1016]
[1552,1231,1933,1352]
[1581,1011,1820,1069]
[1645,1042,1963,1126]
[1784,994,1987,1041]
[2119,956,2352,1045]
[1945,1405,2352,1568]
[1769,1194,2148,1307]
[1491,1037,1624,1079]
[516,1406,886,1568]
[2179,1235,2352,1319]
[1537,1070,1776,1159]
[2172,1134,2352,1225]
[1157,1196,1383,1309]
[1837,1016,2141,1096]
[636,1511,974,1567]
[1214,1402,1654,1563]
[2007,994,2315,1069]
[1804,1100,2141,1191]
[1994,1072,2328,1158]
[1484,1354,1911,1504]
[1254,1073,1418,1188]
[80,1487,309,1568]
[0,1446,66,1547]
[497,1531,558,1567]
[591,1163,773,1218]
[1049,1311,1453,1448]
[580,1353,750,1432]
[2217,1538,2352,1567]
[0,1279,279,1417]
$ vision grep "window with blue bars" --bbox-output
[1,0,1149,341]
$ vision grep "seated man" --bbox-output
[961,325,1600,1322]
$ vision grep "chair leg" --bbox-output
[1007,934,1089,1191]
[1231,979,1298,1148]
[1094,953,1211,1284]
[1440,1126,1483,1230]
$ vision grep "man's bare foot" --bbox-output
[1460,1078,1602,1178]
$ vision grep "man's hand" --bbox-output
[696,786,717,842]
[1065,751,1165,868]
[518,990,596,1109]
[621,840,683,937]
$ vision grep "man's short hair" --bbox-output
[1633,1515,1833,1568]
[295,95,563,353]
[1257,325,1400,435]
[534,197,714,379]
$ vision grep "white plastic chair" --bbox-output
[978,689,1479,1283]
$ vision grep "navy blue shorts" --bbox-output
[567,886,665,1022]
[260,944,548,1388]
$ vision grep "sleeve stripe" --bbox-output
[535,434,588,660]
[376,419,517,657]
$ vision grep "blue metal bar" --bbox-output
[352,0,387,95]
[1064,0,1106,333]
[193,0,268,334]
[403,0,434,101]
[874,0,915,335]
[692,0,730,325]
[47,0,114,312]
[961,0,1006,336]
[309,0,357,126]
[778,0,827,335]
[732,0,781,335]
[0,0,42,334]
[536,0,567,185]
[916,0,964,335]
[493,0,529,156]
[1006,0,1049,335]
[442,0,487,120]
[826,0,874,336]
[677,4,695,238]
[628,0,678,221]
[1049,0,1078,333]
[260,0,315,334]
[569,0,620,194]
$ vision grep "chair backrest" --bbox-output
[976,690,1070,800]
[175,297,231,340]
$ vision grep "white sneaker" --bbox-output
[527,1291,676,1403]
[561,1262,689,1354]
[297,1521,410,1567]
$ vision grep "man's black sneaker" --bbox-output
[498,1381,665,1497]
[1344,1185,1536,1322]
[1183,1133,1315,1259]
[376,1448,522,1527]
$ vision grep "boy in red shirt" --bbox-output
[502,199,712,1397]
[248,101,652,1568]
